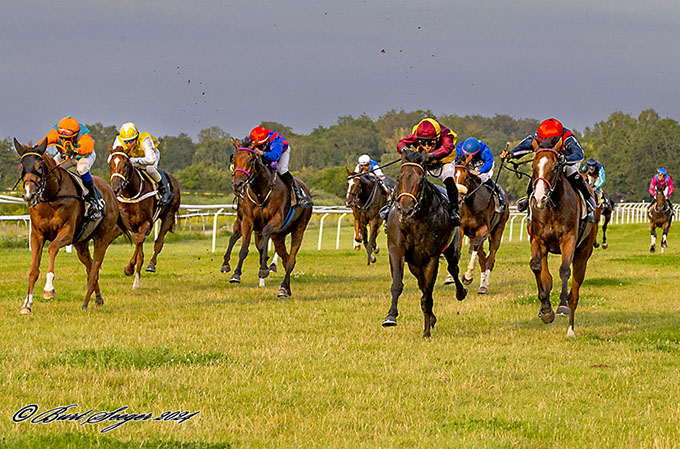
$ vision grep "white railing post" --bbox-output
[508,216,517,242]
[520,217,527,241]
[318,213,329,250]
[211,208,225,253]
[336,213,348,250]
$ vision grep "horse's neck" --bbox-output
[250,163,276,196]
[656,193,666,207]
[359,179,376,205]
[44,163,71,199]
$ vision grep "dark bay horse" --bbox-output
[453,160,510,294]
[382,150,467,337]
[528,147,598,337]
[648,184,673,253]
[230,141,312,297]
[344,169,392,265]
[582,172,613,249]
[14,138,128,313]
[108,147,181,289]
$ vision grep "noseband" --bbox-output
[20,152,48,207]
[108,151,134,190]
[346,175,379,210]
[532,148,563,205]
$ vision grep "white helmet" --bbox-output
[358,154,371,165]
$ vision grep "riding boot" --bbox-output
[517,181,532,212]
[280,171,311,208]
[568,172,596,222]
[443,178,461,227]
[379,200,392,219]
[156,179,171,207]
[81,177,102,221]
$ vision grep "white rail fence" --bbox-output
[2,194,676,252]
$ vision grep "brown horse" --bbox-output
[453,161,510,294]
[582,172,613,249]
[648,184,673,253]
[107,148,181,289]
[527,147,599,337]
[382,149,467,337]
[230,140,312,297]
[220,202,278,286]
[14,138,128,313]
[344,169,392,265]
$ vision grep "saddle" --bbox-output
[63,170,105,242]
[140,169,175,205]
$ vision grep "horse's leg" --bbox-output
[21,231,45,314]
[43,225,74,301]
[230,219,254,284]
[650,223,657,253]
[477,246,489,295]
[353,216,362,250]
[567,245,593,338]
[124,230,140,277]
[443,232,468,301]
[221,220,242,273]
[601,212,610,249]
[361,221,373,265]
[277,226,306,298]
[382,242,405,327]
[147,211,176,273]
[483,219,506,294]
[255,232,270,284]
[530,239,554,324]
[463,246,477,285]
[556,235,577,316]
[131,229,148,290]
[367,217,379,264]
[661,221,670,252]
[410,258,439,338]
[73,241,103,306]
[81,232,116,310]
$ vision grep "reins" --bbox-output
[232,147,276,209]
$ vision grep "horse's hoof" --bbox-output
[373,246,380,254]
[462,274,473,286]
[650,246,656,253]
[556,305,570,316]
[145,264,156,273]
[259,268,271,279]
[124,265,134,276]
[430,314,437,328]
[443,274,455,285]
[382,316,397,327]
[81,303,88,310]
[268,263,277,273]
[594,242,600,248]
[19,306,31,315]
[276,287,289,297]
[477,286,488,295]
[370,254,377,264]
[229,274,241,284]
[43,289,55,300]
[220,264,231,273]
[539,309,555,324]
[457,288,468,301]
[602,242,608,249]
[95,294,104,307]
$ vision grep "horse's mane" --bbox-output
[403,149,425,164]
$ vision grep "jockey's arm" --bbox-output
[649,177,657,197]
[430,130,456,159]
[372,167,385,178]
[562,135,585,162]
[262,136,284,162]
[595,167,605,189]
[667,176,674,196]
[478,144,494,173]
[396,134,417,153]
[131,136,158,165]
[506,135,534,159]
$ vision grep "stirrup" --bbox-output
[517,197,529,212]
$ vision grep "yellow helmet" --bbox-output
[119,122,139,142]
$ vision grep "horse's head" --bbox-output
[231,146,259,196]
[345,170,370,207]
[453,154,477,197]
[14,138,49,207]
[107,146,133,195]
[395,149,427,218]
[531,147,563,210]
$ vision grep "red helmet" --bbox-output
[536,118,564,142]
[415,120,439,140]
[250,126,270,145]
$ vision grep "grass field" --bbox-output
[1,221,679,448]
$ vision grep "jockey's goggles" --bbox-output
[417,138,436,148]
[122,138,137,144]
[57,129,77,139]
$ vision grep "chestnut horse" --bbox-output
[230,140,312,297]
[14,138,128,313]
[528,147,599,337]
[107,147,181,289]
[582,172,613,249]
[344,170,392,265]
[453,160,510,294]
[382,150,467,337]
[648,183,673,253]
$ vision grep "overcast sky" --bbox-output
[3,0,680,142]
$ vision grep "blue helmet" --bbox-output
[586,158,597,168]
[658,168,667,175]
[461,137,481,154]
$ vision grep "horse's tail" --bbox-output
[117,214,133,243]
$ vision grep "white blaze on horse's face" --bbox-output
[113,157,120,169]
[533,155,550,208]
[345,179,356,204]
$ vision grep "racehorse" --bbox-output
[220,202,278,286]
[453,160,510,294]
[230,139,312,297]
[582,171,613,249]
[108,147,181,289]
[14,138,128,313]
[344,169,392,265]
[382,149,467,337]
[527,147,599,337]
[648,183,673,253]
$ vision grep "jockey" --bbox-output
[456,137,505,210]
[250,126,311,208]
[649,168,674,207]
[39,116,101,220]
[112,122,172,206]
[582,158,606,204]
[500,118,596,222]
[384,118,460,225]
[354,154,391,193]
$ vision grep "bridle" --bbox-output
[108,151,156,203]
[455,164,485,203]
[19,150,79,207]
[395,162,427,218]
[108,151,134,191]
[531,148,564,206]
[346,174,379,210]
[232,147,275,208]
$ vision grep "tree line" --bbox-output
[0,109,677,203]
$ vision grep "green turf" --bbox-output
[1,222,679,448]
